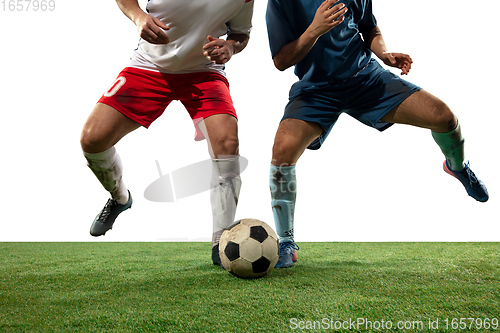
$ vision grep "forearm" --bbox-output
[226,34,250,56]
[363,26,388,60]
[273,28,319,71]
[115,0,146,25]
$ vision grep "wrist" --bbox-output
[130,8,147,26]
[226,40,237,55]
[380,50,391,60]
[304,25,322,42]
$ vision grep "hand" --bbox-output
[134,12,170,44]
[381,52,413,75]
[203,35,234,64]
[309,0,348,38]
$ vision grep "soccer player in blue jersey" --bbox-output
[266,0,489,268]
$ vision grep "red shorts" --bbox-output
[98,67,237,141]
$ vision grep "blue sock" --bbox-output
[269,164,296,243]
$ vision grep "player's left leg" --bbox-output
[381,89,488,202]
[198,114,241,266]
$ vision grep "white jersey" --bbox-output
[129,0,254,75]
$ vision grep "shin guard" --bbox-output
[84,147,129,204]
[270,164,296,243]
[211,156,241,248]
[432,122,465,171]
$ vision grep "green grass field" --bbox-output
[1,242,499,332]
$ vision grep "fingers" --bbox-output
[204,47,219,58]
[138,15,170,44]
[326,3,348,26]
[323,0,343,10]
[203,35,223,50]
[394,53,413,64]
[394,53,412,75]
[383,52,413,75]
[318,0,347,21]
[204,48,228,64]
[325,2,346,15]
[333,6,348,23]
[153,16,169,30]
[320,0,337,9]
[311,1,347,37]
[205,49,230,64]
[401,60,412,75]
[203,36,231,64]
[147,18,169,44]
[398,58,411,75]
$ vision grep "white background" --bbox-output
[0,0,498,242]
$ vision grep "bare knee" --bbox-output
[272,136,299,166]
[212,135,239,158]
[80,127,109,154]
[431,100,457,133]
[271,119,322,166]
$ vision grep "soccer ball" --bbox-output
[219,218,279,279]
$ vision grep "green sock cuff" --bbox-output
[431,121,460,137]
[431,122,465,171]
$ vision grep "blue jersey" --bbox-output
[266,0,377,97]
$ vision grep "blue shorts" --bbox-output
[282,59,421,150]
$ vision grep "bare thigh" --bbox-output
[80,103,142,154]
[271,118,323,166]
[381,89,457,133]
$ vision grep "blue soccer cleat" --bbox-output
[275,241,299,268]
[443,161,489,202]
[90,191,133,236]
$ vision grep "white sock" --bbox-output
[84,146,129,204]
[211,156,241,248]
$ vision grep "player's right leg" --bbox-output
[80,103,141,236]
[270,118,323,268]
[197,114,241,267]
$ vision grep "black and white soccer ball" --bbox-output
[219,218,279,279]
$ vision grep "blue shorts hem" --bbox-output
[280,60,422,150]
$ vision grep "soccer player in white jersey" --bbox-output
[80,0,253,266]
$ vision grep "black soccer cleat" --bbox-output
[212,244,224,268]
[90,191,132,236]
